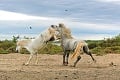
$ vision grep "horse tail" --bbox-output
[71,41,84,59]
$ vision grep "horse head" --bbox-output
[46,25,60,42]
[51,23,73,39]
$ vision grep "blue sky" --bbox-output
[0,0,120,40]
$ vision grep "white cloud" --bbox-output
[0,10,63,21]
[0,10,120,31]
[61,20,120,31]
[73,34,115,40]
[96,0,120,4]
[102,0,120,2]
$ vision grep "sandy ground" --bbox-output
[0,53,120,80]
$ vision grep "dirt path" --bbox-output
[0,53,120,80]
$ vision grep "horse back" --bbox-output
[63,39,78,51]
[63,39,87,51]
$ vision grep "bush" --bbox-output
[0,40,16,50]
[20,48,30,54]
[0,48,9,54]
[91,47,106,56]
[0,40,16,54]
[6,45,17,53]
[104,46,120,54]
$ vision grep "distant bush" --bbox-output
[86,40,103,49]
[0,40,16,54]
[91,47,105,56]
[0,34,120,56]
[0,48,9,54]
[88,34,120,55]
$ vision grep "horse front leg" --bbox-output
[66,51,70,65]
[63,52,66,66]
[63,51,68,66]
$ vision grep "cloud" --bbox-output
[1,0,120,25]
[73,33,115,40]
[0,10,119,40]
[61,20,120,31]
[98,0,120,2]
[0,10,120,32]
[0,10,63,21]
[96,0,120,4]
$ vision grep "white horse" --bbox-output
[16,25,58,65]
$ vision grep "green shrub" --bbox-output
[0,40,16,50]
[0,34,120,55]
[0,48,9,54]
[0,40,16,54]
[91,47,106,56]
[6,45,17,53]
[104,46,120,54]
[20,48,30,54]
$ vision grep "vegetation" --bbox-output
[0,34,120,56]
[87,34,120,56]
[0,40,16,54]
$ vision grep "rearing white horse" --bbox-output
[16,25,58,65]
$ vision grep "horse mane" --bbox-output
[59,23,73,39]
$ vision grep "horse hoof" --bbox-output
[63,64,68,66]
[93,60,97,63]
[72,65,76,67]
[70,65,76,67]
[63,62,68,66]
[22,63,29,66]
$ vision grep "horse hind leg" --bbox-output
[16,46,21,53]
[35,53,39,65]
[24,53,34,66]
[88,52,96,62]
[73,55,81,67]
[83,46,96,62]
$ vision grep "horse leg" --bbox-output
[88,52,96,62]
[83,46,96,62]
[63,51,67,66]
[16,46,21,53]
[66,51,70,65]
[73,56,81,67]
[35,53,39,65]
[24,53,34,66]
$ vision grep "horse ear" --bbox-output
[59,23,64,28]
[51,25,54,28]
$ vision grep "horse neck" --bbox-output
[60,31,72,40]
[41,30,50,42]
[60,28,70,47]
[34,30,48,43]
